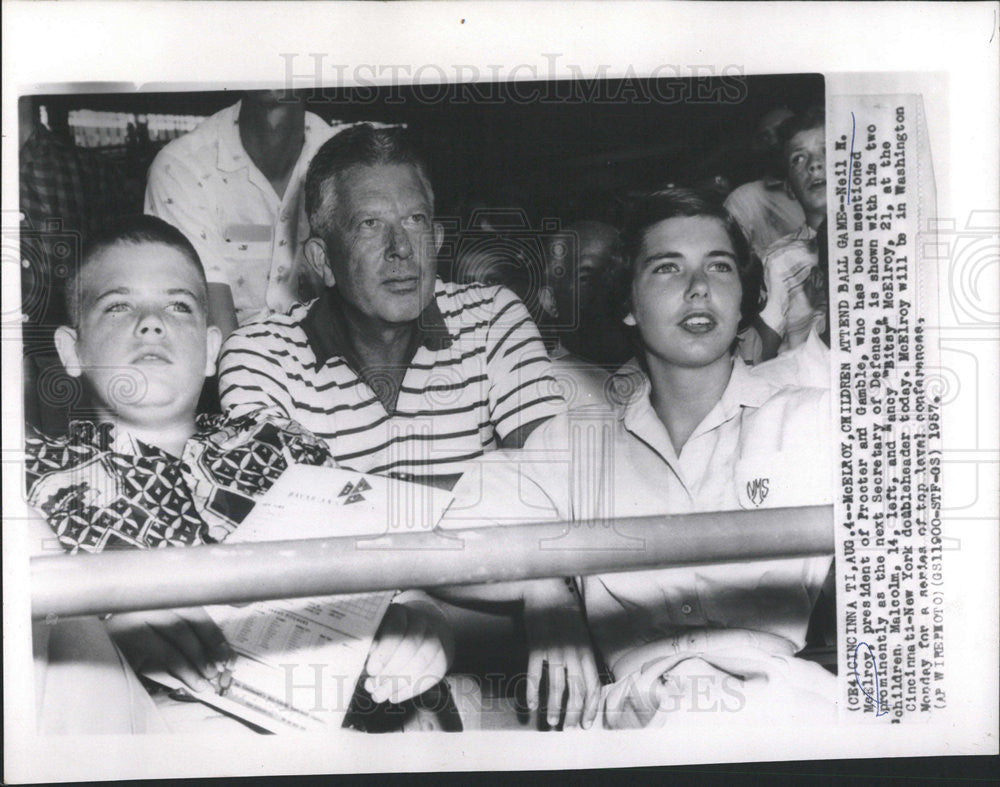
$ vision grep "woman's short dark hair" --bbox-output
[615,186,764,332]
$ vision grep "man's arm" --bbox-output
[499,416,551,449]
[484,287,566,445]
[217,329,296,419]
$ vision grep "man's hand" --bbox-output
[523,579,601,730]
[364,601,454,704]
[105,607,232,693]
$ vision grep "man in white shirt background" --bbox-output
[145,90,338,337]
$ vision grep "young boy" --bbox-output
[26,215,452,732]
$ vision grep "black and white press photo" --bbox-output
[3,2,997,782]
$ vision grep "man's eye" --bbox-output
[359,218,379,230]
[407,213,429,226]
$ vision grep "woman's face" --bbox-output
[626,215,743,370]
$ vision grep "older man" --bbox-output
[218,125,564,486]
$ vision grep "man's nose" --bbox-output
[386,223,414,260]
[808,153,825,175]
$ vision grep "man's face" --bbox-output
[546,225,619,328]
[626,216,742,370]
[785,127,827,217]
[56,242,220,425]
[753,108,794,154]
[322,163,440,325]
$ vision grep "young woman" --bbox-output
[444,187,836,728]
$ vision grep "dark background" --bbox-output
[30,72,823,228]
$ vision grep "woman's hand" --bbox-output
[522,579,601,730]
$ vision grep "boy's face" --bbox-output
[55,242,221,426]
[785,126,827,217]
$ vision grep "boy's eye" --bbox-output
[168,301,193,313]
[104,302,130,314]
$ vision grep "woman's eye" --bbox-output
[709,260,735,272]
[651,262,679,274]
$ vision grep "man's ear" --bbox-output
[53,325,82,377]
[304,237,336,288]
[538,286,558,319]
[204,325,223,377]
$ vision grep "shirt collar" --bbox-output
[301,285,453,369]
[614,356,777,431]
[216,100,328,174]
[216,100,249,173]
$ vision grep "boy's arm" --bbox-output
[104,607,233,694]
[25,508,231,694]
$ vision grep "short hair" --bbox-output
[617,187,764,332]
[65,214,207,327]
[305,124,434,242]
[547,220,624,272]
[778,106,825,155]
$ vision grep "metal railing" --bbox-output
[30,505,834,619]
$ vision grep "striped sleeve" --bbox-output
[483,287,566,440]
[218,327,297,420]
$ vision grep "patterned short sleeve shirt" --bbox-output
[25,411,333,553]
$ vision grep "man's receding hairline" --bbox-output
[322,161,435,232]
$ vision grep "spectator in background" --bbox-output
[145,90,337,337]
[19,97,133,435]
[750,218,830,388]
[723,107,806,261]
[538,220,632,407]
[740,106,827,367]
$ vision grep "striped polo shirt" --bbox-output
[218,279,566,481]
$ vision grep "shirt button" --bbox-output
[681,603,693,615]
